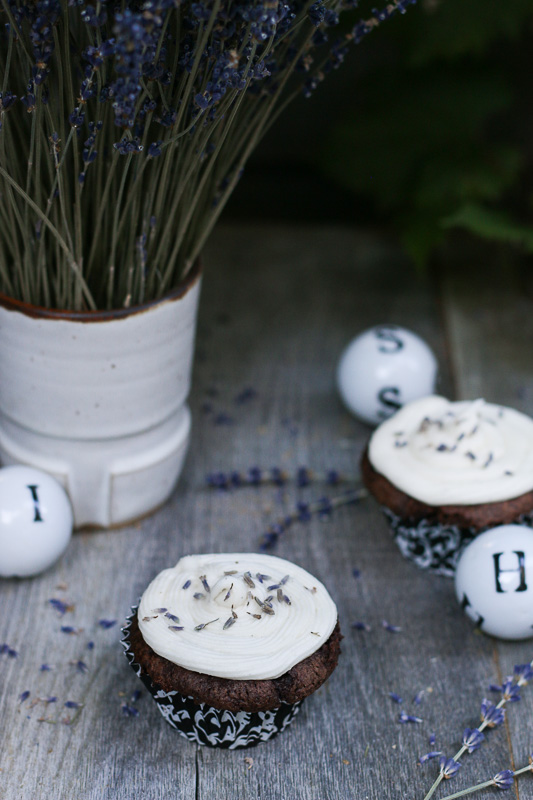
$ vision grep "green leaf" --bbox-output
[322,67,514,211]
[399,213,446,272]
[443,203,533,253]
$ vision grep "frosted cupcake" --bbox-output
[361,396,533,576]
[122,553,341,749]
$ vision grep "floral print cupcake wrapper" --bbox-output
[121,609,301,749]
[382,507,533,578]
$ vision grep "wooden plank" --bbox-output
[0,223,516,799]
[192,225,506,800]
[442,254,533,799]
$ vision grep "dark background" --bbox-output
[225,0,533,276]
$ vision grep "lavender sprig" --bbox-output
[422,658,533,800]
[438,759,533,800]
[259,487,368,550]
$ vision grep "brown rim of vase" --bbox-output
[0,259,202,322]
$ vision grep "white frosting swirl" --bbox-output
[137,553,337,680]
[369,396,533,505]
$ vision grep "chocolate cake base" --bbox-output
[361,450,533,576]
[122,610,342,748]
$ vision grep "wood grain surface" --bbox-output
[1,225,532,799]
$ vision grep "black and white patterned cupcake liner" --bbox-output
[121,610,301,749]
[383,507,533,578]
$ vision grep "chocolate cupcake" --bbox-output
[362,396,533,576]
[122,553,341,749]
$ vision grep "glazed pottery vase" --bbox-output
[0,264,201,528]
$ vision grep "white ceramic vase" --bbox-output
[0,265,201,528]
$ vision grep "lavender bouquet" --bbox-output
[0,0,414,311]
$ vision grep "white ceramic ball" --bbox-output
[0,466,73,578]
[336,324,438,426]
[455,525,533,640]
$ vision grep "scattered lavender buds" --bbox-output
[351,621,372,632]
[223,617,236,630]
[48,598,75,616]
[0,644,18,658]
[64,701,83,709]
[164,613,180,624]
[19,691,30,704]
[382,620,402,633]
[98,619,117,629]
[193,593,205,600]
[260,488,367,550]
[483,453,493,468]
[243,572,255,589]
[389,692,403,704]
[234,388,257,405]
[182,580,191,590]
[223,585,233,602]
[398,710,423,724]
[200,576,211,593]
[206,467,358,490]
[419,752,442,765]
[121,703,140,718]
[194,619,219,632]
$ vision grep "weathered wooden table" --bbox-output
[1,224,532,800]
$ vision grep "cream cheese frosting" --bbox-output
[368,396,533,506]
[137,553,337,680]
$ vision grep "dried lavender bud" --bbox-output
[243,572,255,588]
[194,618,219,632]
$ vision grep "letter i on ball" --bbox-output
[336,324,438,426]
[0,466,73,578]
